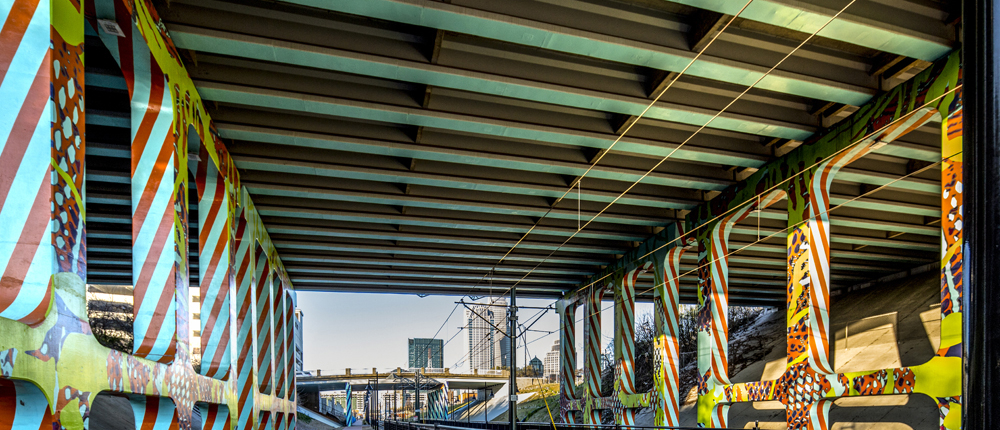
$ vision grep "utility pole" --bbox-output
[508,288,517,430]
[414,369,422,422]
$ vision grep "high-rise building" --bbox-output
[466,298,509,370]
[544,339,560,381]
[294,308,305,373]
[529,356,543,376]
[408,338,444,368]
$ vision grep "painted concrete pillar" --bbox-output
[697,190,785,427]
[582,284,606,424]
[614,263,653,425]
[935,90,963,429]
[92,0,180,364]
[1,1,296,428]
[557,298,578,423]
[234,208,257,430]
[195,144,232,380]
[128,395,180,430]
[0,0,85,327]
[653,240,693,427]
[255,244,274,395]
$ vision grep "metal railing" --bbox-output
[381,419,746,430]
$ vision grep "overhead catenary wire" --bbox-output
[455,0,759,304]
[573,146,962,326]
[486,0,912,304]
[449,0,942,378]
[568,82,962,298]
[506,147,957,371]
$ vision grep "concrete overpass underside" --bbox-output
[0,0,977,428]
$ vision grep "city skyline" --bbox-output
[297,292,652,374]
[408,338,444,369]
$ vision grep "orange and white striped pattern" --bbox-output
[255,244,274,394]
[282,292,296,399]
[653,241,692,427]
[617,262,653,425]
[273,281,287,398]
[557,299,578,423]
[703,190,785,385]
[0,0,58,327]
[92,0,180,364]
[805,109,937,374]
[129,395,180,430]
[233,208,256,430]
[582,284,605,424]
[196,141,231,379]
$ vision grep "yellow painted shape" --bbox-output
[940,312,962,349]
[52,0,84,46]
[943,402,962,429]
[912,356,962,398]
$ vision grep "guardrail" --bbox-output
[381,419,748,430]
[305,368,512,378]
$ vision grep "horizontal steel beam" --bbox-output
[220,124,733,191]
[248,183,664,233]
[255,205,662,238]
[666,0,953,61]
[276,0,876,105]
[233,154,699,209]
[265,224,629,254]
[280,255,594,276]
[195,81,771,167]
[272,240,612,265]
[169,25,815,140]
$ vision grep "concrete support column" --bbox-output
[615,263,652,425]
[653,243,692,427]
[557,299,579,423]
[582,285,605,424]
[936,96,964,428]
[697,190,785,427]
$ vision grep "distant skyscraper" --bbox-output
[529,356,543,376]
[466,298,509,370]
[544,339,560,381]
[408,338,444,368]
[294,308,305,373]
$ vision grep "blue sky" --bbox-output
[297,291,654,374]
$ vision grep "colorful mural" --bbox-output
[558,50,964,429]
[0,0,296,428]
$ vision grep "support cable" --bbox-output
[487,0,860,303]
[565,83,961,299]
[577,147,962,325]
[456,0,758,303]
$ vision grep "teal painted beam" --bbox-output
[257,205,656,238]
[664,0,952,62]
[220,124,733,191]
[280,255,594,276]
[265,225,628,254]
[829,195,939,217]
[256,206,660,239]
[567,51,960,296]
[197,81,770,168]
[234,155,698,209]
[274,240,609,265]
[279,0,875,105]
[284,267,579,284]
[248,183,666,233]
[88,109,129,128]
[288,278,567,293]
[678,253,907,272]
[836,169,939,194]
[170,25,814,140]
[729,226,937,251]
